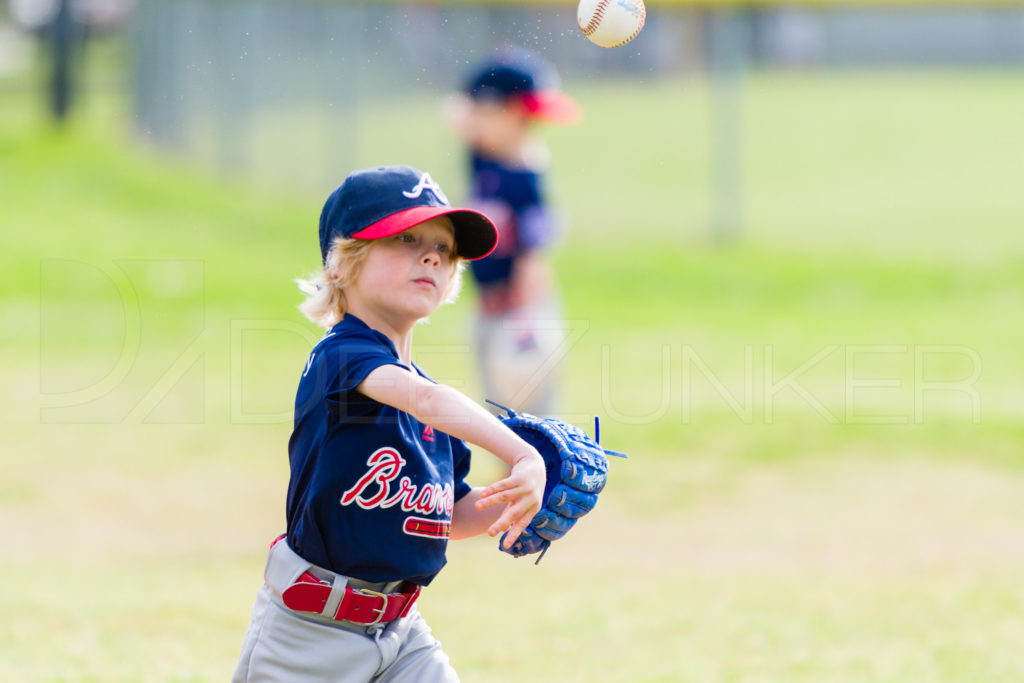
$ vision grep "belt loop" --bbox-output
[320,574,348,619]
[399,585,421,618]
[265,537,311,595]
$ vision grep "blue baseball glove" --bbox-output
[493,406,626,562]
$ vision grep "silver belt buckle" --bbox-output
[357,588,389,625]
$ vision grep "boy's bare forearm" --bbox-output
[412,383,537,466]
[450,489,502,539]
[361,364,535,466]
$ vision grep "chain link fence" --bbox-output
[129,1,1024,192]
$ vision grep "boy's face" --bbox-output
[347,217,457,325]
[458,98,529,158]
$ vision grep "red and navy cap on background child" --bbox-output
[463,46,580,125]
[319,165,498,263]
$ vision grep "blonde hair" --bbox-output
[297,235,465,329]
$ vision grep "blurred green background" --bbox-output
[3,2,1024,681]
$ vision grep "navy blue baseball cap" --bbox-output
[318,165,498,262]
[464,47,580,125]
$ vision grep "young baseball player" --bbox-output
[446,47,580,416]
[232,165,546,682]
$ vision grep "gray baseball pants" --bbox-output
[232,540,458,682]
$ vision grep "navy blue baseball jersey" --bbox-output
[285,313,472,586]
[466,153,558,287]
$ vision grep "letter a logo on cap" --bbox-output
[402,172,448,204]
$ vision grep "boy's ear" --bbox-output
[325,257,347,281]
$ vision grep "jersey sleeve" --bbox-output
[301,331,407,421]
[514,172,560,251]
[327,340,405,398]
[451,437,472,502]
[516,203,560,251]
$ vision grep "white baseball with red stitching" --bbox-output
[577,0,646,49]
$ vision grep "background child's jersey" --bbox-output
[466,153,558,289]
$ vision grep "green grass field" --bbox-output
[3,48,1024,681]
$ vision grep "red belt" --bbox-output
[272,536,420,625]
[282,572,421,625]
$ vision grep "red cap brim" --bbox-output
[351,206,498,261]
[520,91,581,125]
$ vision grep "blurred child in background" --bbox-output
[446,46,580,416]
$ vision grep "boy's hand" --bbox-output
[474,449,546,549]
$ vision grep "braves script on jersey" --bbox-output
[285,314,472,586]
